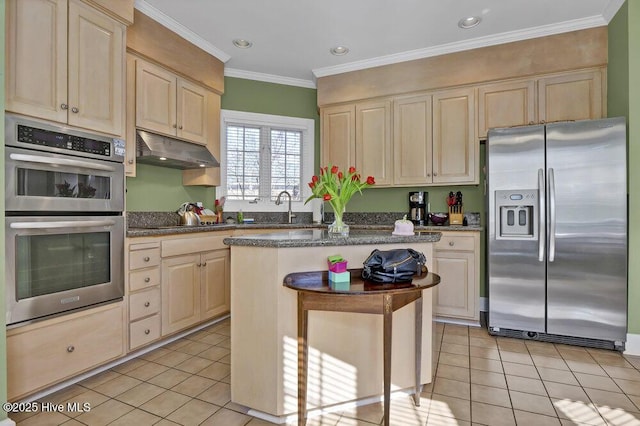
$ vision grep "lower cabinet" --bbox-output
[160,233,231,336]
[433,231,480,323]
[7,303,125,401]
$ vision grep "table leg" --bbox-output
[298,294,308,426]
[414,295,423,406]
[383,294,392,426]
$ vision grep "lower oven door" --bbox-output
[5,216,124,325]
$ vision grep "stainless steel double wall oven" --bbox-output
[5,113,125,325]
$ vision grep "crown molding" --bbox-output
[134,0,231,62]
[313,15,607,78]
[225,68,317,89]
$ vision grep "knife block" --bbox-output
[448,205,464,226]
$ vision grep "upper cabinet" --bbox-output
[478,79,536,139]
[356,100,392,186]
[478,68,605,139]
[393,94,432,185]
[432,87,476,184]
[6,0,126,137]
[135,59,213,145]
[321,104,355,173]
[538,69,604,124]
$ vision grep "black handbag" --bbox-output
[362,248,427,283]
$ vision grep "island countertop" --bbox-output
[222,229,442,248]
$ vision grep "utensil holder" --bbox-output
[448,205,464,226]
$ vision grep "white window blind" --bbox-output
[220,110,315,213]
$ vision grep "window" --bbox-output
[220,110,315,212]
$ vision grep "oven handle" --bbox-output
[10,220,117,230]
[9,153,117,172]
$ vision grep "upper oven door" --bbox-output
[5,146,124,212]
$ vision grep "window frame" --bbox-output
[219,109,315,213]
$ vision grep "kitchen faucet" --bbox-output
[275,190,296,224]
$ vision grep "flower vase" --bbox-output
[328,208,349,237]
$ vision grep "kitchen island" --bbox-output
[223,229,441,421]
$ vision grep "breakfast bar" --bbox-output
[223,230,441,422]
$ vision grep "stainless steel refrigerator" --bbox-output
[487,118,627,350]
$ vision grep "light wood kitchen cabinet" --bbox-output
[432,87,477,184]
[135,58,213,145]
[321,104,356,172]
[127,241,162,350]
[355,100,393,186]
[477,79,536,139]
[538,69,604,124]
[7,302,124,401]
[433,231,480,323]
[6,0,125,136]
[393,94,433,185]
[161,233,231,335]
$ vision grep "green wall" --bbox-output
[1,0,7,414]
[609,1,640,335]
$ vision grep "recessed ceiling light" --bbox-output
[199,164,206,168]
[458,16,481,29]
[233,39,253,49]
[159,157,167,161]
[330,46,349,56]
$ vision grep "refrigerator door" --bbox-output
[546,118,627,342]
[488,125,546,332]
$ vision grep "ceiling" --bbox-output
[136,0,625,89]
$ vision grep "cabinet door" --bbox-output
[538,69,603,123]
[432,87,477,184]
[321,104,355,171]
[177,78,209,145]
[6,0,68,123]
[433,250,476,320]
[356,100,392,186]
[201,250,230,320]
[136,59,177,137]
[67,0,124,136]
[393,94,433,185]
[478,79,536,139]
[161,254,201,335]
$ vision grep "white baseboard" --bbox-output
[625,333,640,356]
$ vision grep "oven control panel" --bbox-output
[17,124,111,157]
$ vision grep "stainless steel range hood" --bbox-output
[136,130,219,169]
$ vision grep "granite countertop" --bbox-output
[222,229,442,248]
[126,222,482,238]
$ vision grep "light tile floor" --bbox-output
[9,318,640,425]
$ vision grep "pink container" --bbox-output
[328,260,348,273]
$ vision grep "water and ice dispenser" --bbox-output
[495,190,537,239]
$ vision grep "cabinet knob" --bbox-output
[433,173,438,176]
[67,345,75,353]
[178,125,183,130]
[144,301,150,307]
[529,121,534,125]
[71,107,79,113]
[60,103,68,110]
[540,120,546,124]
[172,124,177,128]
[144,329,150,335]
[427,173,431,177]
[202,262,207,267]
[449,241,455,246]
[144,277,151,283]
[143,256,150,262]
[128,159,134,164]
[196,263,202,267]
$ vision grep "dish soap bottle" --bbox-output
[237,210,244,223]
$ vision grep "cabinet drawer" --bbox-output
[435,235,475,251]
[129,287,161,321]
[130,248,160,270]
[129,267,160,292]
[130,314,161,350]
[7,304,124,400]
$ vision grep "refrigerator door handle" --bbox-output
[538,168,545,262]
[548,167,556,262]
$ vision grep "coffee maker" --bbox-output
[409,191,428,225]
